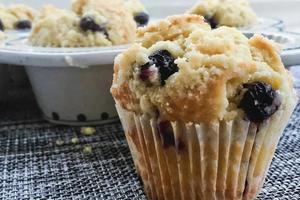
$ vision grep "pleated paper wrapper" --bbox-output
[116,102,295,200]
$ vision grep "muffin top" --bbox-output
[29,0,136,47]
[111,14,296,124]
[188,0,257,28]
[124,0,149,27]
[72,0,136,46]
[0,4,37,30]
[29,5,108,47]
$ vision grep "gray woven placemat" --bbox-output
[0,84,299,200]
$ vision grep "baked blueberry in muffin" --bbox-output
[15,19,31,30]
[134,12,149,27]
[139,50,178,85]
[204,15,218,29]
[79,16,109,38]
[0,19,4,31]
[239,81,282,123]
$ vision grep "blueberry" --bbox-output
[139,50,178,85]
[204,15,218,29]
[239,82,281,123]
[80,17,99,32]
[0,19,4,31]
[157,120,185,151]
[134,12,149,27]
[15,20,31,30]
[139,64,154,82]
[157,120,175,148]
[176,139,185,152]
[80,16,109,38]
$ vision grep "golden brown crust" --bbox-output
[111,14,295,123]
[157,63,256,123]
[137,14,210,48]
[111,82,138,112]
[249,35,284,73]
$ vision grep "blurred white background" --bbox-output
[1,0,299,32]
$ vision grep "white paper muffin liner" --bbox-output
[116,101,296,200]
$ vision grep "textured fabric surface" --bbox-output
[0,82,299,200]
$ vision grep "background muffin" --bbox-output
[0,4,37,30]
[188,0,258,28]
[29,5,110,47]
[111,14,297,200]
[29,0,136,47]
[72,0,136,46]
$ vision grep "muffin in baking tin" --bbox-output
[29,0,136,47]
[188,0,258,28]
[22,0,140,124]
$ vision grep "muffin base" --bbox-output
[116,102,295,200]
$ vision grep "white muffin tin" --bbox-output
[26,63,118,126]
[0,34,128,125]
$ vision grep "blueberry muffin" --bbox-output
[188,0,258,28]
[0,4,37,31]
[72,0,136,46]
[29,5,109,47]
[111,14,297,200]
[29,0,136,47]
[124,0,149,27]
